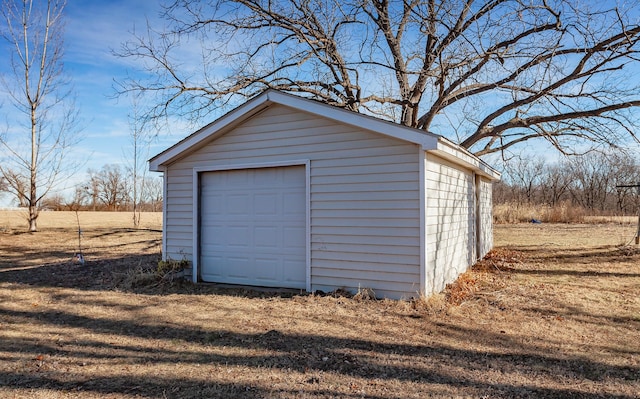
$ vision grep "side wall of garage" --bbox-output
[424,153,476,294]
[476,176,494,260]
[164,104,422,299]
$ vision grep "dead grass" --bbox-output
[494,201,588,224]
[0,212,639,398]
[494,202,640,225]
[0,210,162,231]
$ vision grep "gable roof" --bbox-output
[149,90,499,180]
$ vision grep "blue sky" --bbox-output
[0,0,189,206]
[64,0,178,165]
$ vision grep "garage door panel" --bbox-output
[227,226,250,248]
[228,195,251,215]
[255,258,279,279]
[256,168,279,185]
[254,226,279,249]
[202,255,224,277]
[226,256,252,277]
[283,259,306,284]
[254,194,278,215]
[202,194,225,215]
[284,192,305,215]
[200,165,306,289]
[227,170,249,187]
[283,226,305,249]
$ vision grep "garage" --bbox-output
[199,165,307,289]
[149,90,499,299]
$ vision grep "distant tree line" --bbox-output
[21,164,163,212]
[495,151,640,215]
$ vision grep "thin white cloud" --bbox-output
[65,0,165,68]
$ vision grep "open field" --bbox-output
[0,212,639,398]
[493,201,640,224]
[0,210,163,231]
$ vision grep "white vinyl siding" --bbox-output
[164,167,194,259]
[477,176,493,259]
[425,153,476,294]
[164,104,421,299]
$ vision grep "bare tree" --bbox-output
[0,174,8,205]
[1,168,29,207]
[502,155,545,204]
[0,0,81,231]
[116,0,640,155]
[40,193,65,210]
[140,175,163,212]
[85,172,100,211]
[125,95,151,227]
[87,164,130,211]
[586,151,638,213]
[491,180,513,205]
[568,152,615,212]
[539,162,572,207]
[607,152,640,213]
[495,150,640,215]
[65,185,87,211]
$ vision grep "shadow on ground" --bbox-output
[0,249,306,298]
[0,301,638,399]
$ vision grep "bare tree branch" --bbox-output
[115,0,640,156]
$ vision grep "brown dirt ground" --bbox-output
[0,211,638,398]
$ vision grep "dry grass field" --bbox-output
[0,210,163,231]
[0,211,638,398]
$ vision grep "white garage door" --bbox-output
[199,165,306,289]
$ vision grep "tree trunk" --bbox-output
[29,204,38,232]
[29,106,38,232]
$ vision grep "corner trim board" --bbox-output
[419,149,426,297]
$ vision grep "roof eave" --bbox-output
[149,93,273,171]
[429,138,501,181]
[265,91,440,150]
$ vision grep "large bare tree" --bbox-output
[86,164,130,211]
[116,0,640,156]
[502,154,545,204]
[142,176,163,212]
[0,0,81,231]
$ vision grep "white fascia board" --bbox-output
[431,138,501,181]
[149,94,272,171]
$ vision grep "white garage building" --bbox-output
[149,90,500,299]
